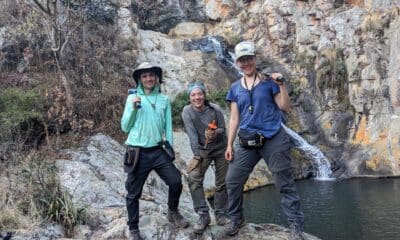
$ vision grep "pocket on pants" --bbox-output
[124,150,134,166]
[124,147,140,173]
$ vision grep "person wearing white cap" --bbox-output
[121,62,189,240]
[224,41,305,240]
[182,81,229,234]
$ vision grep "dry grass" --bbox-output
[0,161,41,231]
[0,206,35,231]
[0,149,87,236]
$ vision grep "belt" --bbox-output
[127,145,161,152]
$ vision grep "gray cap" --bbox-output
[234,41,256,61]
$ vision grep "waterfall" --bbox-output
[281,124,334,180]
[183,36,242,78]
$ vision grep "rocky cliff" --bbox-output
[2,0,399,178]
[135,0,400,177]
[2,0,400,239]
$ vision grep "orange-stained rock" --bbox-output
[346,0,364,7]
[204,0,233,20]
[353,115,369,144]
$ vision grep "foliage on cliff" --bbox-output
[1,1,137,148]
[0,1,132,234]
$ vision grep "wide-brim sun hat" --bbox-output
[132,62,163,85]
[234,41,256,61]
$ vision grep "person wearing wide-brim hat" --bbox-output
[132,62,163,86]
[121,62,189,240]
[224,41,305,239]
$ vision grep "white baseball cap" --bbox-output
[234,41,256,61]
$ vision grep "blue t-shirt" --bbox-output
[226,78,282,138]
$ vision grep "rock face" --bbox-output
[130,0,206,33]
[2,0,400,184]
[10,134,319,240]
[135,28,232,100]
[209,0,400,178]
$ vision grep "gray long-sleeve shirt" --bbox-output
[182,103,226,156]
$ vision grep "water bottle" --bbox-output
[128,88,141,109]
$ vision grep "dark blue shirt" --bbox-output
[226,78,282,138]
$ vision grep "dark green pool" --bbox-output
[243,178,400,240]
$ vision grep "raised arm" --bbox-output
[121,95,138,133]
[271,73,291,112]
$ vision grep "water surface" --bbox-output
[243,178,400,240]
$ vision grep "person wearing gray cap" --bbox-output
[182,81,229,234]
[224,41,305,240]
[121,62,189,240]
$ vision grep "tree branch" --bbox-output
[60,23,82,56]
[32,0,50,15]
[47,0,52,15]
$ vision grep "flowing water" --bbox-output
[183,36,242,78]
[282,124,333,180]
[243,178,400,240]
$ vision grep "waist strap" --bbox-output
[127,145,161,152]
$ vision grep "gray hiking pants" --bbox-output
[188,146,228,216]
[226,128,304,229]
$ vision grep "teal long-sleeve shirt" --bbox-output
[121,85,173,147]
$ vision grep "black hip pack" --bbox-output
[238,129,265,148]
[158,140,175,161]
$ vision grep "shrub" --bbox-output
[45,187,88,236]
[171,92,189,129]
[208,89,229,109]
[316,48,349,108]
[0,88,45,154]
[0,88,44,129]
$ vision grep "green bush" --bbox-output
[0,88,44,130]
[0,88,45,155]
[171,92,189,129]
[208,89,228,109]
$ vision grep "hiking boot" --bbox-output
[193,212,211,234]
[129,229,143,240]
[225,218,246,236]
[215,214,229,226]
[289,224,305,240]
[167,209,190,228]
